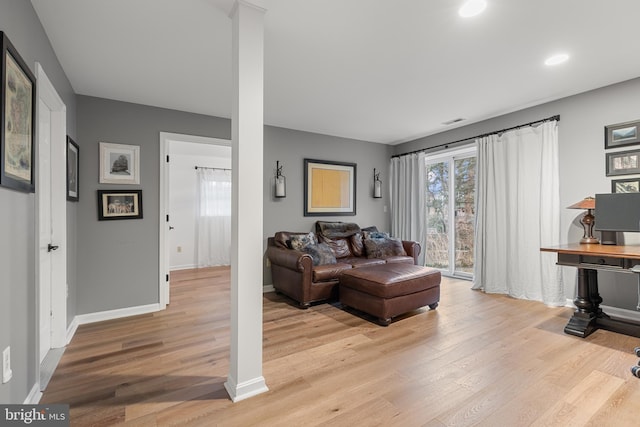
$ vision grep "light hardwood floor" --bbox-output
[41,266,640,426]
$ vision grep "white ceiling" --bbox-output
[30,0,640,145]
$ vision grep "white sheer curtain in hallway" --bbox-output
[390,152,427,266]
[472,120,563,306]
[196,167,231,267]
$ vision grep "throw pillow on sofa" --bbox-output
[303,242,337,266]
[364,235,407,259]
[349,232,365,257]
[288,232,317,251]
[319,235,352,258]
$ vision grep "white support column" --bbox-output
[224,0,269,402]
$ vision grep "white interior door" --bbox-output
[36,63,67,366]
[38,99,52,363]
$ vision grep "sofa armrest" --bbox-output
[266,246,312,272]
[402,240,422,265]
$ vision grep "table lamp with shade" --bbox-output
[567,196,599,244]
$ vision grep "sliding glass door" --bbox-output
[425,146,476,278]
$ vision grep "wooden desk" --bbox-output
[541,243,640,338]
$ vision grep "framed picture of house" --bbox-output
[605,120,640,149]
[67,136,79,201]
[0,31,36,193]
[97,189,143,220]
[99,142,140,184]
[304,158,356,216]
[611,178,640,193]
[606,149,640,176]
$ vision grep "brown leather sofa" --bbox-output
[266,222,421,308]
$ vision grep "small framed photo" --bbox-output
[612,178,640,193]
[1,31,36,193]
[605,120,640,149]
[66,136,79,201]
[304,158,357,216]
[99,142,140,184]
[606,149,640,176]
[97,189,143,220]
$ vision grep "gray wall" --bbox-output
[394,77,640,310]
[263,126,393,284]
[76,96,392,311]
[0,0,76,404]
[75,96,231,314]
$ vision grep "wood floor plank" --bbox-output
[40,267,640,426]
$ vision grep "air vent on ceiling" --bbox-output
[442,118,466,125]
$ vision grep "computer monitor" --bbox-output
[595,193,640,236]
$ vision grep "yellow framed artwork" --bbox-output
[304,158,356,216]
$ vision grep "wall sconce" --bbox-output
[275,160,286,198]
[567,196,598,244]
[373,168,382,198]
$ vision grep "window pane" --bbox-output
[454,157,476,273]
[426,161,449,270]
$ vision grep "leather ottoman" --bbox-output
[339,263,441,325]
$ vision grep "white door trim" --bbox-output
[158,132,231,308]
[35,63,67,355]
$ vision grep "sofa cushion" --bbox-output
[343,257,386,268]
[364,235,407,259]
[302,242,337,266]
[312,262,352,282]
[289,232,318,251]
[316,221,361,238]
[384,255,415,264]
[319,235,352,258]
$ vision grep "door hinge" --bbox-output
[166,274,169,282]
[166,214,169,222]
[166,155,170,162]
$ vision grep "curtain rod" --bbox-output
[194,166,231,171]
[391,114,560,159]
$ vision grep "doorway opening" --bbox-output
[159,133,231,307]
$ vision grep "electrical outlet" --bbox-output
[2,346,12,384]
[177,246,182,253]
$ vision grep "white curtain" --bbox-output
[390,152,427,265]
[472,121,563,306]
[196,168,231,267]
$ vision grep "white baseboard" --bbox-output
[263,284,275,293]
[564,299,640,321]
[76,303,162,325]
[66,317,79,344]
[224,375,269,402]
[169,264,196,271]
[600,304,640,322]
[24,383,42,404]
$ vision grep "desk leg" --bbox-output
[564,267,598,337]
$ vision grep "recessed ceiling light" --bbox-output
[545,53,569,66]
[459,0,487,18]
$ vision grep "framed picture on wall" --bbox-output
[97,189,143,220]
[606,149,640,176]
[67,136,79,201]
[304,158,356,216]
[99,142,140,184]
[605,120,640,149]
[611,178,640,193]
[0,31,36,193]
